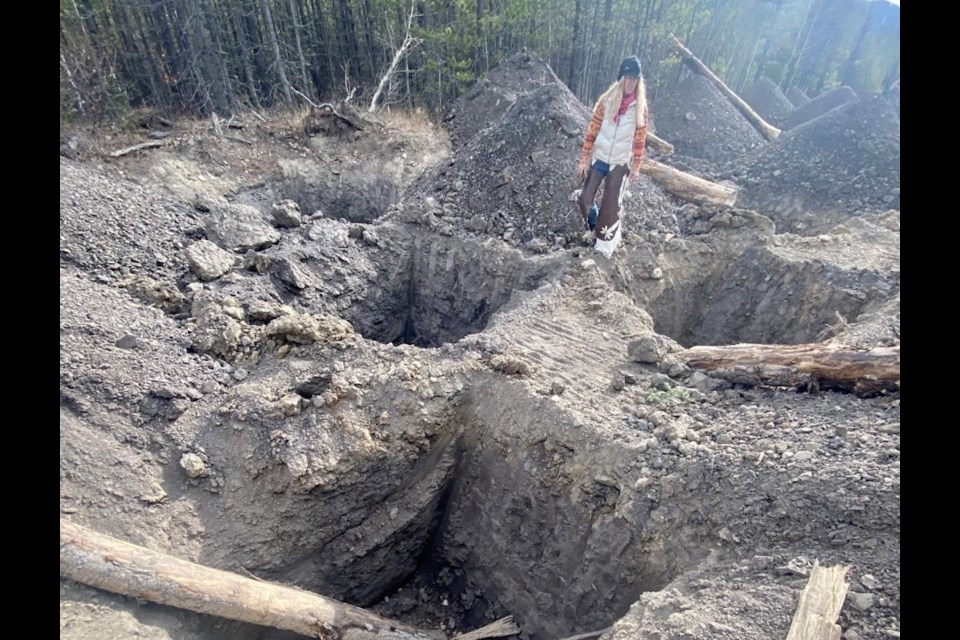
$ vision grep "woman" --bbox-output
[576,56,649,257]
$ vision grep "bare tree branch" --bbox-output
[369,2,421,113]
[211,112,223,136]
[291,86,319,108]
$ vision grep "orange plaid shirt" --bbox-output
[580,98,649,176]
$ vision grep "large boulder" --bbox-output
[205,203,281,252]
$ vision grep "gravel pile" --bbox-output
[732,95,900,232]
[785,86,811,107]
[60,157,200,284]
[405,51,681,249]
[651,74,766,170]
[445,50,563,146]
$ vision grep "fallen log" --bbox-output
[225,134,255,145]
[646,132,674,156]
[555,628,612,640]
[786,561,850,640]
[677,342,900,394]
[109,140,168,158]
[668,33,781,142]
[60,518,519,640]
[639,158,737,207]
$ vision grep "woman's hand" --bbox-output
[577,160,588,181]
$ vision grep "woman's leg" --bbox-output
[578,166,605,225]
[594,164,629,256]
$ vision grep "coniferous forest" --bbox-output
[60,0,900,121]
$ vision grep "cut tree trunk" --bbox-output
[60,518,519,640]
[668,33,781,141]
[646,132,674,156]
[639,158,737,207]
[677,342,900,395]
[786,561,851,640]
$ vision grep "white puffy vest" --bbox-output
[592,101,638,167]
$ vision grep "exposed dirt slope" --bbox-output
[61,54,899,640]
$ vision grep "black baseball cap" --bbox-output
[618,56,642,79]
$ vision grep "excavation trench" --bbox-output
[193,379,705,640]
[337,228,566,348]
[316,236,688,638]
[63,222,899,640]
[621,215,900,348]
[71,206,898,638]
[192,365,896,640]
[212,224,898,640]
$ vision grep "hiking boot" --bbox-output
[588,202,599,231]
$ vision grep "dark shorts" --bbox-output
[591,159,612,177]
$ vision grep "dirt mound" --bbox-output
[651,74,766,168]
[407,52,681,248]
[784,85,858,129]
[785,86,810,107]
[742,77,794,128]
[60,157,199,284]
[446,50,563,146]
[733,95,900,233]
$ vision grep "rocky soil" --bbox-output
[404,51,680,250]
[651,74,766,173]
[61,53,900,640]
[731,95,901,233]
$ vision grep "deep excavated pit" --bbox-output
[203,379,702,640]
[270,222,899,638]
[619,211,900,348]
[345,218,900,352]
[59,190,900,640]
[70,211,897,640]
[340,230,565,348]
[184,223,897,640]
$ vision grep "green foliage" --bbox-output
[643,386,692,406]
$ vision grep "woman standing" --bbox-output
[576,56,649,257]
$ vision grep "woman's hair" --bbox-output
[598,75,647,126]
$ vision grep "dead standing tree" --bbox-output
[368,2,421,112]
[262,0,294,106]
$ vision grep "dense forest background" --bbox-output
[59,0,900,122]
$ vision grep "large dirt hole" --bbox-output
[346,384,696,640]
[345,232,564,348]
[191,380,699,640]
[275,162,400,224]
[635,224,900,347]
